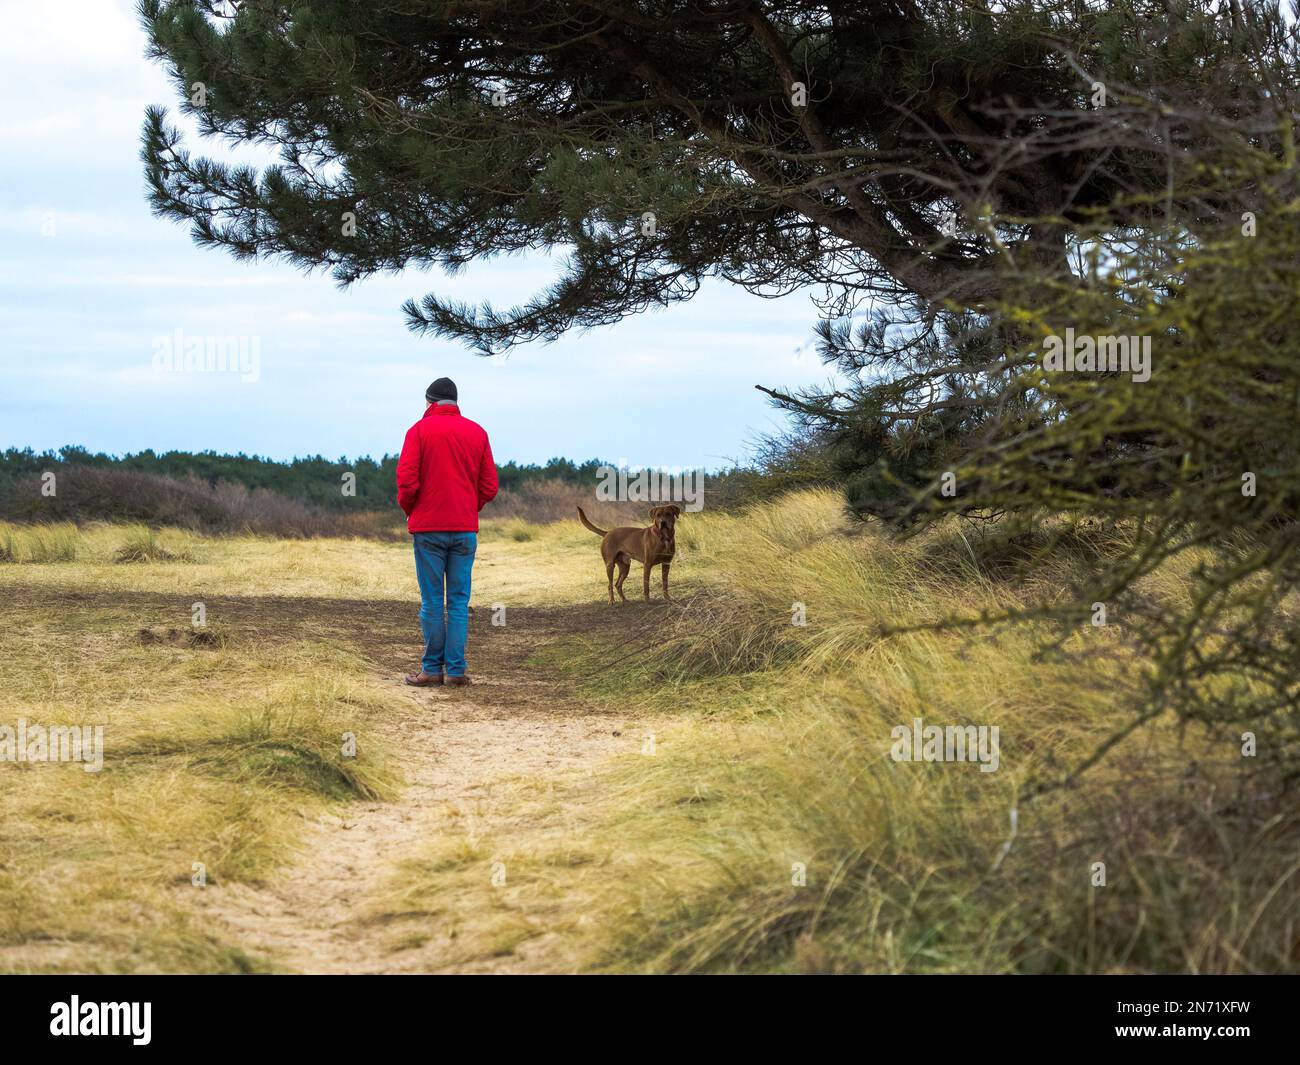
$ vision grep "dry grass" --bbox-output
[0,516,620,606]
[373,489,1298,974]
[4,497,1294,974]
[0,522,81,563]
[0,618,402,972]
[0,515,630,973]
[112,524,198,564]
[543,491,1300,972]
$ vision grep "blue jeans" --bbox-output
[412,532,477,677]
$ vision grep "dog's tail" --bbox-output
[576,506,607,536]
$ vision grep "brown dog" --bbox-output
[577,504,682,603]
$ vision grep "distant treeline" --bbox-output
[0,446,619,513]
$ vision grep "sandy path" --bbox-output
[192,603,643,974]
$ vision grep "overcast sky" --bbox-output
[0,0,837,469]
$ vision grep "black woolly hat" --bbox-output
[426,377,458,402]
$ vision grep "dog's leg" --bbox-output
[661,562,672,601]
[615,558,630,602]
[643,562,653,600]
[605,558,616,604]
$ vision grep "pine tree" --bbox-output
[137,3,1288,355]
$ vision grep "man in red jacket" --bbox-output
[397,377,498,687]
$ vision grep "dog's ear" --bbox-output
[670,504,684,517]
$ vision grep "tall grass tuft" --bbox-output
[112,525,195,564]
[557,489,1300,973]
[0,522,80,563]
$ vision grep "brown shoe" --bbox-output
[446,675,472,687]
[404,671,443,687]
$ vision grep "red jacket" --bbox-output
[396,404,498,532]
